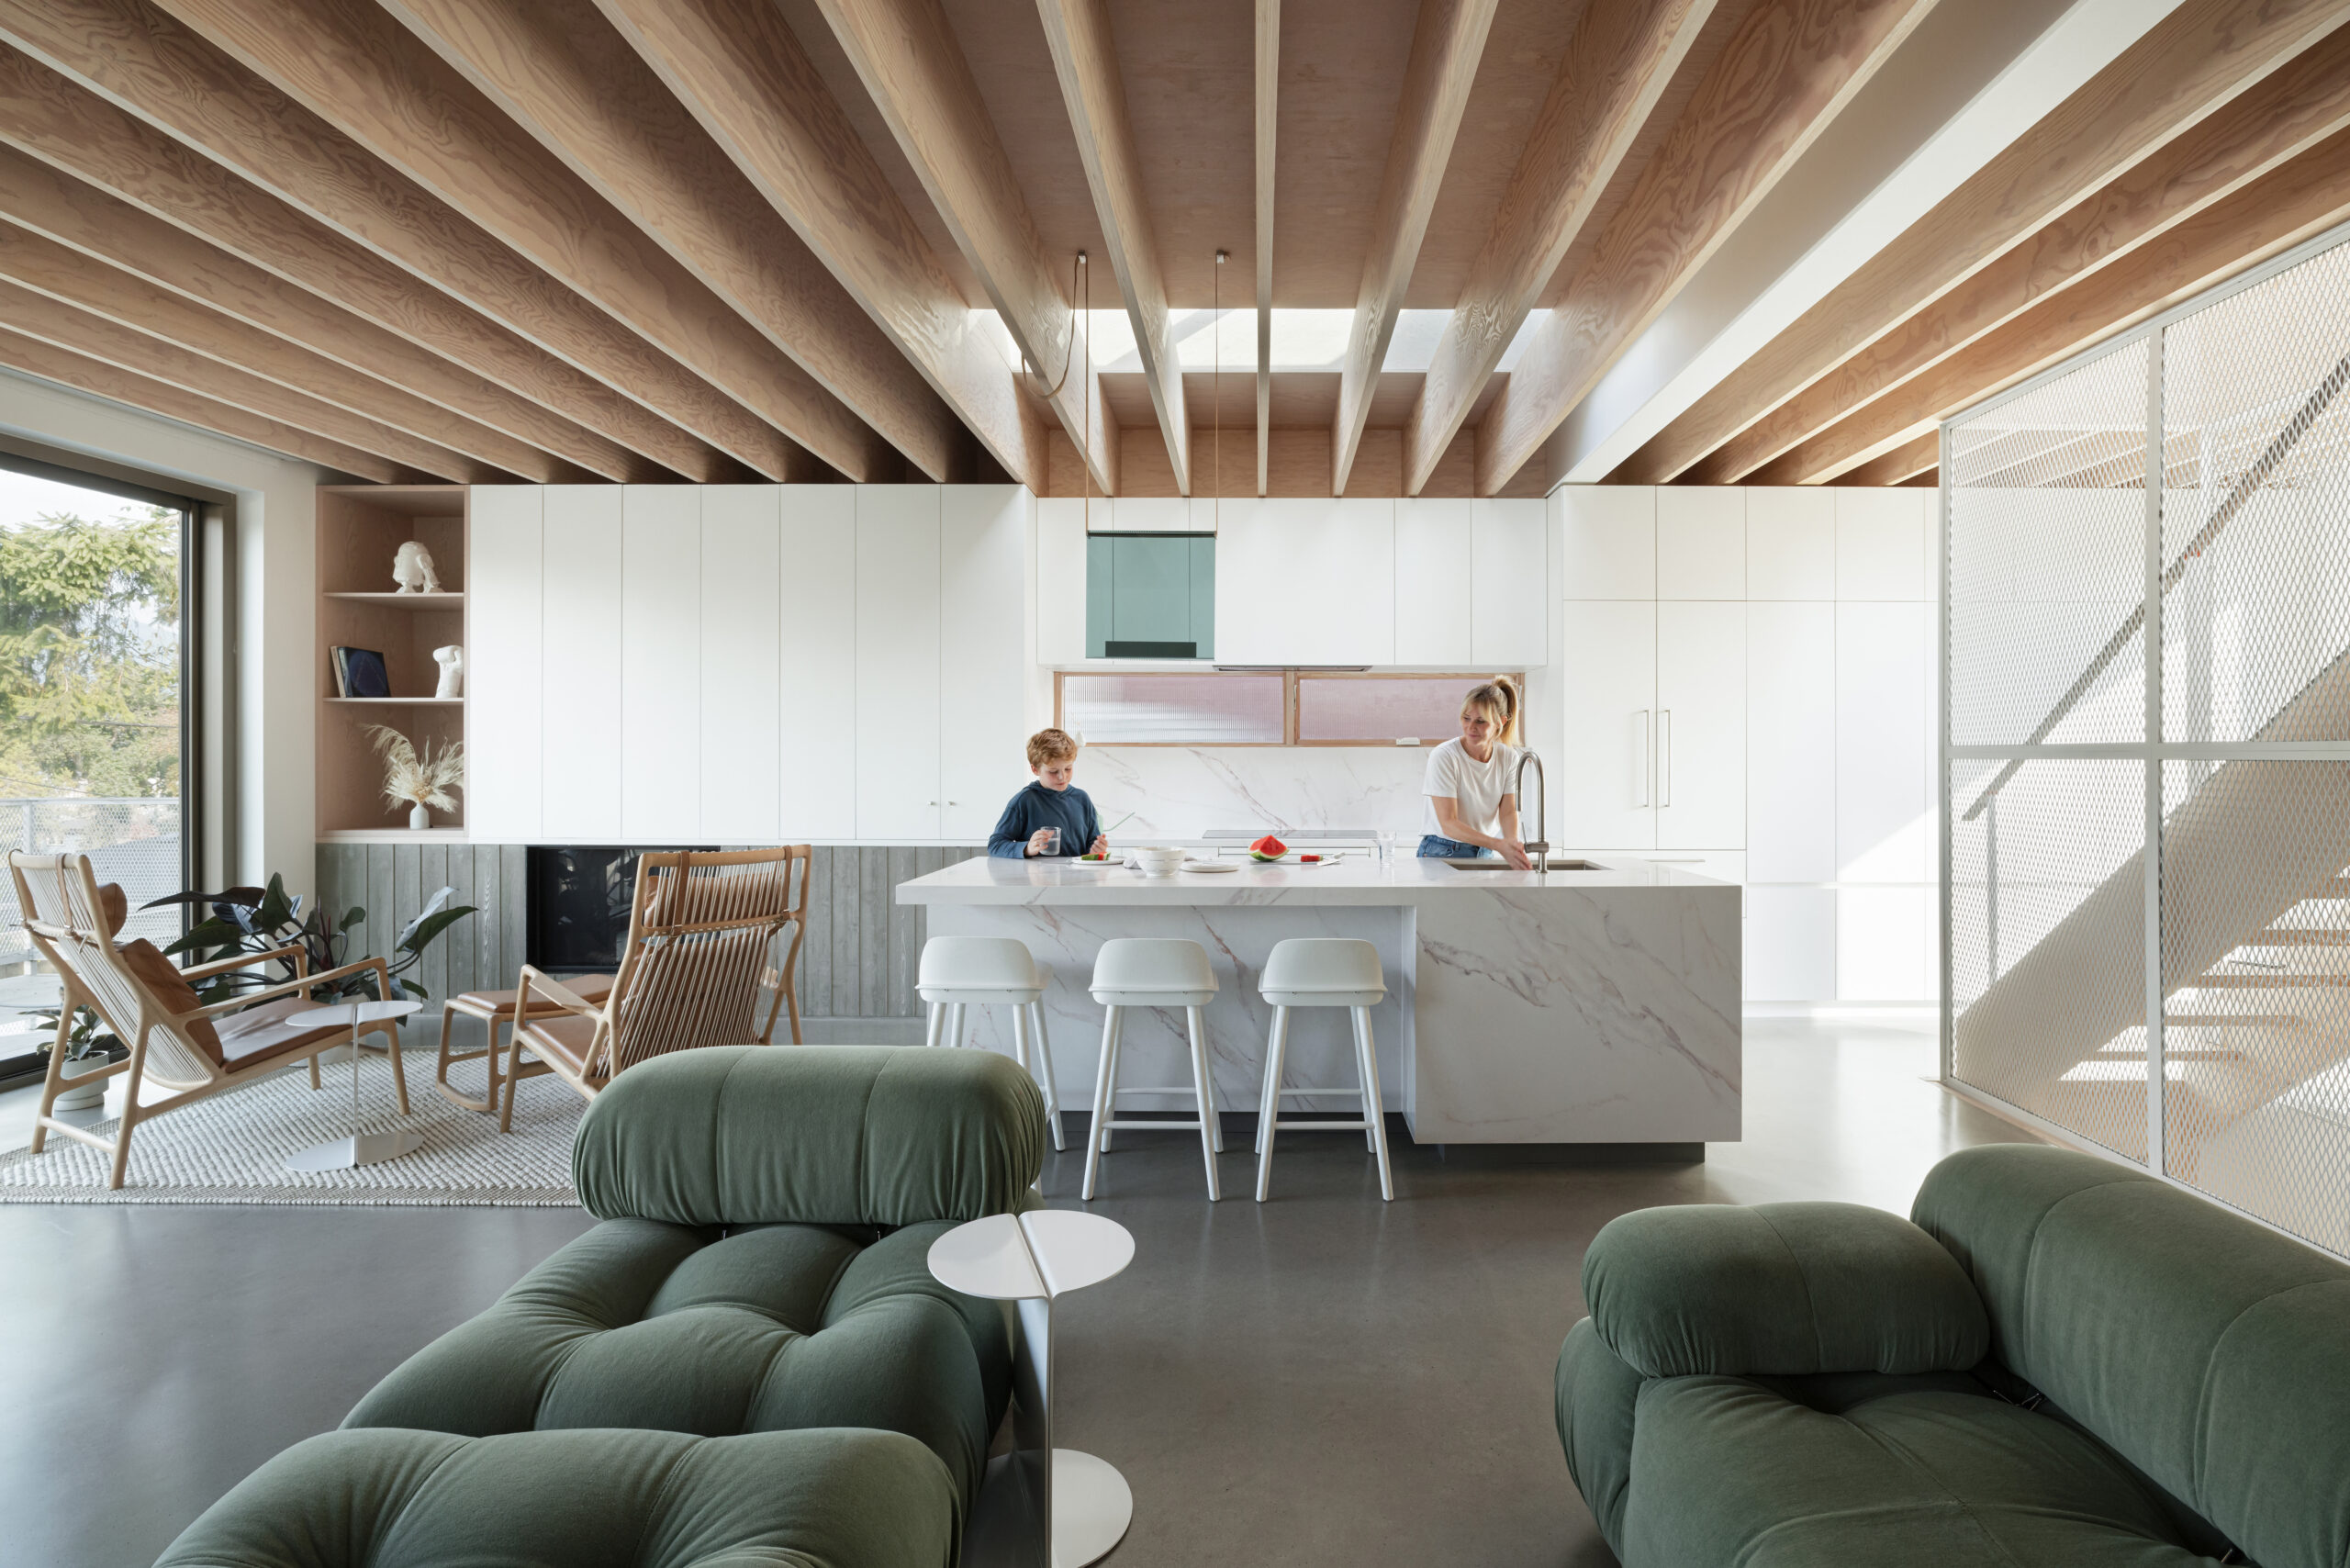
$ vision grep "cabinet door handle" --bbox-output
[1634,710,1650,808]
[1659,710,1673,808]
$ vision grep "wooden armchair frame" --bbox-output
[11,853,408,1189]
[498,847,804,1130]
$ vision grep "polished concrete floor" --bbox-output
[0,1015,2036,1568]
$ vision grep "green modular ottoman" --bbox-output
[1556,1144,2350,1568]
[158,1046,1049,1568]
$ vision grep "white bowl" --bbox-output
[1128,846,1187,876]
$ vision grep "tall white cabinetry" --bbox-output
[1552,484,1935,1005]
[1557,488,1747,857]
[467,485,1032,845]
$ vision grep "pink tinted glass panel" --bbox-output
[1061,673,1285,744]
[1296,678,1474,744]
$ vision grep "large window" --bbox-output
[1057,670,1520,746]
[0,460,191,1053]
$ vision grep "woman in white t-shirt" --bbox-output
[1418,679,1530,868]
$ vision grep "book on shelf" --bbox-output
[331,645,390,699]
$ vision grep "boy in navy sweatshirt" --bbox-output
[988,728,1109,858]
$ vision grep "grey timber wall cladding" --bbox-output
[314,843,980,1025]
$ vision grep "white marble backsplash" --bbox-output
[1075,746,1428,839]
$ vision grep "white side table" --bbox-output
[929,1210,1136,1568]
[282,997,424,1171]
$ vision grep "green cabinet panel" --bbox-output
[1085,532,1214,659]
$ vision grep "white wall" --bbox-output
[0,366,323,894]
[1556,483,1939,1007]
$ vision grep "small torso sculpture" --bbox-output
[432,645,464,700]
[392,541,442,594]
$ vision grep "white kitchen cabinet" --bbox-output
[778,487,858,839]
[1747,601,1837,883]
[699,487,782,842]
[1837,601,1930,883]
[1658,487,1744,599]
[621,487,701,841]
[1472,499,1548,666]
[855,487,943,839]
[540,486,623,840]
[1559,486,1654,599]
[1215,498,1395,665]
[1558,601,1658,847]
[1395,498,1472,664]
[1747,487,1836,600]
[1035,498,1089,665]
[1837,487,1928,601]
[1746,886,1837,1001]
[1656,602,1745,849]
[940,487,1030,840]
[465,486,542,843]
[1839,886,1930,1001]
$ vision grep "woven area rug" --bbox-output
[0,1055,584,1205]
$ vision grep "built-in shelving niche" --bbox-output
[317,485,467,840]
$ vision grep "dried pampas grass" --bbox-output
[367,725,464,812]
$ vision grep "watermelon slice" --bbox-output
[1249,834,1287,862]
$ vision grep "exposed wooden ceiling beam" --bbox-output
[143,0,900,480]
[1631,0,2350,486]
[1472,0,1933,497]
[590,0,1048,490]
[1830,431,1937,486]
[0,275,497,481]
[0,6,761,480]
[0,141,654,481]
[1330,0,1498,497]
[1036,0,1190,495]
[0,323,408,481]
[1255,0,1277,498]
[0,216,582,481]
[1683,24,2350,485]
[375,0,977,485]
[1402,0,1709,496]
[809,0,1115,496]
[1746,123,2350,485]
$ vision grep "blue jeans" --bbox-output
[1417,834,1493,858]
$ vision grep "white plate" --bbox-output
[1181,860,1238,873]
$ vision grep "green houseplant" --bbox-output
[147,873,476,1005]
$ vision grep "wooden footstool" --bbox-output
[433,974,615,1115]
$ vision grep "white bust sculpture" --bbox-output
[392,541,442,594]
[432,644,464,700]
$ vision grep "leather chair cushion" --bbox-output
[153,1426,956,1568]
[113,938,223,1062]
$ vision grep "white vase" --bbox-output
[53,1054,110,1111]
[409,802,431,831]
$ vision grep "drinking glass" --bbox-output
[1375,831,1395,866]
[1039,826,1061,857]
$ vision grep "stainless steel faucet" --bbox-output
[1516,749,1549,874]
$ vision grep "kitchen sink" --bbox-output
[1443,858,1604,871]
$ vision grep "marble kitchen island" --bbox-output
[897,854,1740,1148]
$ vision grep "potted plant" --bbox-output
[367,725,463,831]
[147,873,476,1006]
[25,1004,125,1110]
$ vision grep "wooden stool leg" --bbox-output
[1082,1005,1120,1200]
[1355,1006,1393,1201]
[1256,1005,1290,1202]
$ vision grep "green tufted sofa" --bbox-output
[1556,1143,2350,1567]
[157,1045,1049,1568]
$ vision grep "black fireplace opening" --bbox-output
[525,846,717,971]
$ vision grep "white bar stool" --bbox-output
[1083,937,1224,1202]
[1254,937,1393,1202]
[918,935,1067,1151]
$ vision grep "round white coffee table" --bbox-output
[282,997,424,1171]
[930,1209,1136,1568]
